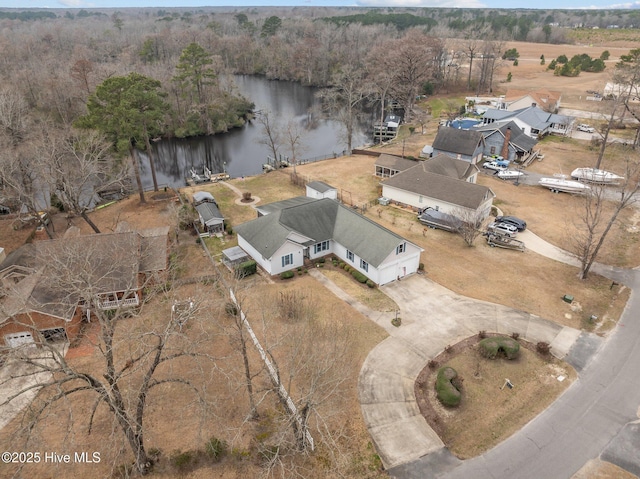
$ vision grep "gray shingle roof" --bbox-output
[235,198,413,267]
[306,181,336,193]
[255,196,317,216]
[375,154,420,172]
[483,106,571,131]
[383,168,494,210]
[432,128,484,156]
[476,121,537,152]
[421,154,478,180]
[196,202,224,223]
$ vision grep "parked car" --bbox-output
[495,215,527,231]
[487,222,518,238]
[483,160,508,172]
[577,124,595,133]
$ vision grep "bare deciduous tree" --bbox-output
[319,65,370,153]
[40,128,129,233]
[1,237,218,475]
[256,110,282,165]
[452,207,486,246]
[570,155,640,279]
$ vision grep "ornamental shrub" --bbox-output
[280,271,294,280]
[479,336,520,360]
[351,270,368,283]
[235,260,257,278]
[436,367,461,407]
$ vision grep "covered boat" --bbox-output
[570,167,624,184]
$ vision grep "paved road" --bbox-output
[385,261,640,479]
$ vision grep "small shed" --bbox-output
[193,191,215,206]
[195,202,224,236]
[306,181,337,200]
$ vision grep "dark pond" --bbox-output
[138,75,373,188]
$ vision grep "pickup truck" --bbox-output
[483,160,508,172]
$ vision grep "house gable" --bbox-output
[235,198,422,283]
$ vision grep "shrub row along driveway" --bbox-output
[358,274,582,471]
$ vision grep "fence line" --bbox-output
[190,220,315,451]
[230,289,315,451]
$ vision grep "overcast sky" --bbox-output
[5,0,640,12]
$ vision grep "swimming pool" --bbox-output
[449,118,481,129]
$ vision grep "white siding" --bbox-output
[305,186,338,200]
[270,242,305,275]
[237,236,272,274]
[377,242,422,285]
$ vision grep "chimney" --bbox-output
[501,127,511,160]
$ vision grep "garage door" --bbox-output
[5,332,35,348]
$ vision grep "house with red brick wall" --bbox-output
[0,227,169,350]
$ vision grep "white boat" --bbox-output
[570,167,624,184]
[497,169,525,180]
[539,175,591,194]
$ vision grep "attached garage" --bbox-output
[5,332,35,348]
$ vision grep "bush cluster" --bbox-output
[435,367,461,407]
[235,260,257,278]
[351,270,368,283]
[479,336,520,360]
[205,436,228,462]
[280,271,294,280]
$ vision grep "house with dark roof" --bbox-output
[0,227,169,350]
[476,121,538,163]
[481,105,572,138]
[381,160,494,220]
[432,128,485,164]
[235,198,422,285]
[374,154,421,178]
[376,154,479,183]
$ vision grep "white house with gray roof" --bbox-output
[234,198,422,285]
[432,128,485,164]
[381,160,494,220]
[481,105,572,139]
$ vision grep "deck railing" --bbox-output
[97,293,139,310]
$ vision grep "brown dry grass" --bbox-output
[0,273,389,479]
[415,335,577,459]
[572,459,639,479]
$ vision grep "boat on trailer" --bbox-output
[570,167,624,184]
[497,169,525,180]
[538,175,591,194]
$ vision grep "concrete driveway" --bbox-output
[358,274,582,470]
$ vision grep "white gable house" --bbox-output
[235,198,422,285]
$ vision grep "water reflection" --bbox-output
[139,75,372,188]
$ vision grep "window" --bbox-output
[419,195,423,204]
[396,242,406,255]
[360,259,368,272]
[490,146,496,154]
[281,253,293,267]
[346,250,354,262]
[314,240,329,254]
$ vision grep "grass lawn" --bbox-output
[416,335,577,459]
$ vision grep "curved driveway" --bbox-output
[359,237,640,479]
